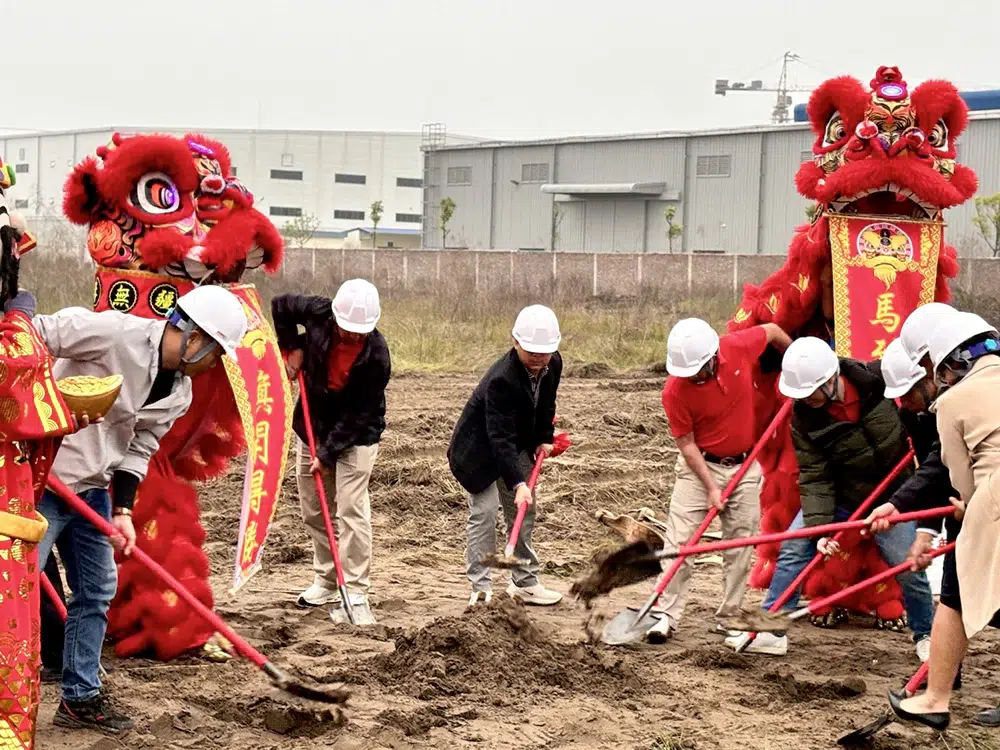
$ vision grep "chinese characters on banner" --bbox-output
[827,214,943,360]
[223,287,294,592]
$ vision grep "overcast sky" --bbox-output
[7,1,995,141]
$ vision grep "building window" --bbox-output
[334,209,365,221]
[13,199,28,209]
[281,153,294,167]
[270,169,302,180]
[14,164,28,174]
[17,148,25,161]
[335,173,366,185]
[397,177,423,188]
[520,163,549,183]
[269,206,302,217]
[800,150,814,163]
[695,155,732,178]
[396,213,422,224]
[447,166,472,185]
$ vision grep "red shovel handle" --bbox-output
[45,475,271,670]
[40,572,67,622]
[506,452,546,556]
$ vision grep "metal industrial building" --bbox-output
[420,113,1000,257]
[1,126,481,248]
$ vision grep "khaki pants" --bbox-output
[295,439,378,596]
[657,457,762,628]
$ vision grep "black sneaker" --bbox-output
[54,695,134,734]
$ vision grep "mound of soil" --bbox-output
[357,595,640,702]
[565,362,614,378]
[762,670,867,702]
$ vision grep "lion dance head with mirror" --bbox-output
[730,66,977,624]
[64,132,293,659]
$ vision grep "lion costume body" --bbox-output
[730,66,977,619]
[62,132,290,659]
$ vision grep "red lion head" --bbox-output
[64,132,283,283]
[797,66,978,220]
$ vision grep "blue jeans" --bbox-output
[762,508,934,640]
[37,488,117,702]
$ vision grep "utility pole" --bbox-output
[714,51,810,124]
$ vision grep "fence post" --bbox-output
[311,247,316,279]
[592,254,598,297]
[732,253,739,302]
[636,254,643,291]
[340,248,346,282]
[509,251,515,293]
[403,252,409,291]
[475,252,480,292]
[687,252,693,295]
[371,249,376,281]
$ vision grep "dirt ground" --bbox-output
[37,371,1000,750]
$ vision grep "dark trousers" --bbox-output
[41,550,67,671]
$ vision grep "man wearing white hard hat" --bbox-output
[649,317,790,642]
[890,312,1000,731]
[273,279,390,623]
[728,337,933,658]
[449,304,563,607]
[23,284,247,733]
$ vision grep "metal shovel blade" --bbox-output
[837,711,893,746]
[600,606,664,646]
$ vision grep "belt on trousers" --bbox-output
[702,450,750,468]
[0,510,48,543]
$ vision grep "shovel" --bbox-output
[483,453,545,570]
[575,507,952,602]
[837,663,929,746]
[735,448,916,653]
[727,542,955,637]
[601,400,794,646]
[297,372,360,626]
[45,475,349,705]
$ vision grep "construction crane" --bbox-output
[714,51,812,124]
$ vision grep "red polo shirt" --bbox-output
[661,327,768,457]
[824,378,861,423]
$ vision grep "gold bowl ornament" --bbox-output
[57,374,124,422]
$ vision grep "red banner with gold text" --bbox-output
[828,214,943,360]
[223,288,294,592]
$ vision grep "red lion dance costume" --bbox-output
[62,133,292,659]
[0,161,74,747]
[731,66,977,623]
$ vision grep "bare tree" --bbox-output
[281,212,321,250]
[972,194,1000,258]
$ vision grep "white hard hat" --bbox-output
[512,305,561,354]
[881,338,927,399]
[900,303,958,360]
[929,311,998,370]
[332,279,381,334]
[174,286,248,359]
[666,318,720,377]
[778,336,840,399]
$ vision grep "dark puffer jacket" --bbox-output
[792,359,913,526]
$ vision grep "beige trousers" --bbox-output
[295,439,378,596]
[657,457,762,627]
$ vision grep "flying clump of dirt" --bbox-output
[357,595,641,703]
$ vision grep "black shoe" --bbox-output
[54,695,134,735]
[887,689,950,732]
[40,666,61,683]
[973,706,1000,727]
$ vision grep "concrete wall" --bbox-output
[280,247,1000,299]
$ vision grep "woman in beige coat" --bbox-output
[890,311,1000,731]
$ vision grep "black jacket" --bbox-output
[272,294,391,466]
[448,349,561,494]
[895,409,960,536]
[792,359,913,526]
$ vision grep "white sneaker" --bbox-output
[645,615,674,644]
[916,636,931,663]
[724,631,788,656]
[468,590,493,607]
[297,583,340,608]
[506,582,563,606]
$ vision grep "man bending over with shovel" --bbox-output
[274,279,390,625]
[31,285,247,734]
[642,318,791,643]
[449,305,563,607]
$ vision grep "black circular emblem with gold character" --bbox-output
[107,279,138,313]
[93,276,102,309]
[148,283,179,317]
